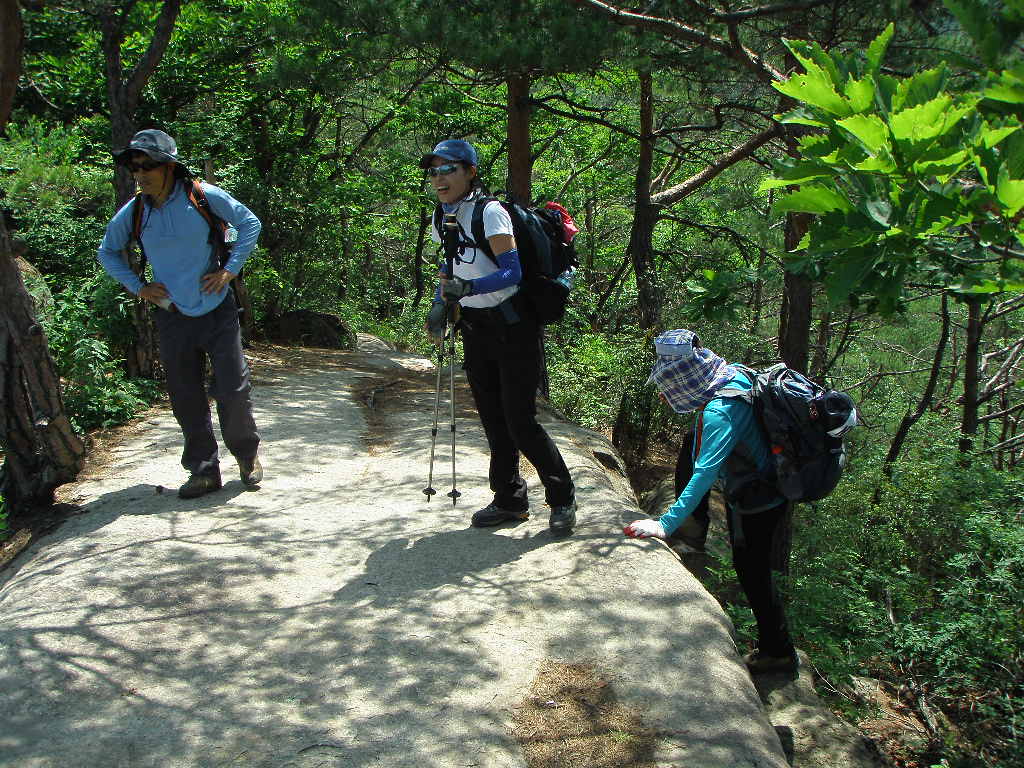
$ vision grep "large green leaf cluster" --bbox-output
[764,6,1024,313]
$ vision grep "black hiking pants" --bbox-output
[676,431,793,657]
[155,294,260,479]
[727,500,794,658]
[460,306,574,511]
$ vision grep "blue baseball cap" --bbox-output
[419,139,478,169]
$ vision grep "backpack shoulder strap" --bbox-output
[129,193,147,276]
[131,192,145,240]
[715,364,757,403]
[187,180,222,230]
[187,180,231,267]
[471,196,498,263]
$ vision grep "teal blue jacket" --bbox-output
[658,370,774,535]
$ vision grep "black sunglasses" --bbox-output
[425,163,461,178]
[126,158,163,173]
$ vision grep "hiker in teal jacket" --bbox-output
[625,329,797,676]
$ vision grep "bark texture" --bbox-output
[0,218,86,511]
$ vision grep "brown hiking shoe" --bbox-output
[239,456,263,487]
[178,472,223,499]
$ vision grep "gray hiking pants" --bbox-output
[155,294,259,478]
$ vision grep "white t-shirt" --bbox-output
[431,194,517,309]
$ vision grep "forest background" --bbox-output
[0,0,1022,766]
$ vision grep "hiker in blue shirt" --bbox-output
[624,329,797,675]
[97,129,263,500]
[421,139,576,534]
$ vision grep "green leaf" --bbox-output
[917,194,970,234]
[758,160,833,191]
[865,24,894,74]
[980,122,1019,149]
[773,184,853,215]
[889,96,974,143]
[853,156,897,172]
[825,248,878,305]
[1001,131,1024,178]
[783,38,842,86]
[865,199,893,226]
[773,63,852,117]
[984,70,1024,104]
[776,106,828,127]
[997,168,1024,216]
[837,113,891,154]
[892,66,948,111]
[912,148,970,179]
[844,77,876,113]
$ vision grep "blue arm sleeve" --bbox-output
[203,184,261,275]
[97,200,145,295]
[658,403,740,535]
[468,248,521,295]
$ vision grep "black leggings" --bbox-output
[460,311,574,510]
[676,430,793,655]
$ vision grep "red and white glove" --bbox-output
[623,519,667,539]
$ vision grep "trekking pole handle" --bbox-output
[442,212,459,324]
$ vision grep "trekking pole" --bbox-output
[422,338,444,501]
[443,212,461,506]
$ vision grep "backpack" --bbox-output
[715,363,858,508]
[433,195,579,324]
[128,179,246,313]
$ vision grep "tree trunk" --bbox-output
[506,74,532,203]
[810,309,831,382]
[778,213,812,373]
[99,0,182,378]
[0,217,86,512]
[627,70,660,330]
[0,0,22,132]
[959,296,983,454]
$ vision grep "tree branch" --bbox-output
[650,124,783,206]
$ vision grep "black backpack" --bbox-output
[433,195,579,324]
[715,363,858,508]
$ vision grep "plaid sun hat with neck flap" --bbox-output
[646,329,738,414]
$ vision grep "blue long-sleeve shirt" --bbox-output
[97,180,261,317]
[659,370,774,535]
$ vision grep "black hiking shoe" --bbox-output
[239,455,263,487]
[471,503,530,527]
[548,500,577,534]
[178,472,223,499]
[743,648,799,676]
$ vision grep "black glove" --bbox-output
[426,301,447,342]
[441,275,474,301]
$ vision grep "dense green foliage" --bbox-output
[4,0,1024,764]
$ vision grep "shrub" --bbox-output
[45,276,161,432]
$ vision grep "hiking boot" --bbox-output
[178,472,222,499]
[471,503,530,527]
[239,455,263,487]
[743,648,799,676]
[548,500,577,534]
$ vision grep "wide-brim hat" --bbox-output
[646,329,737,414]
[419,139,478,169]
[112,129,179,165]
